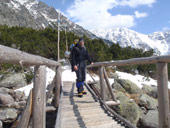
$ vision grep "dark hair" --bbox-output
[79,37,84,43]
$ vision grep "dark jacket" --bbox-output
[72,43,91,69]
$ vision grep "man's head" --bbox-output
[79,38,84,47]
[74,39,78,44]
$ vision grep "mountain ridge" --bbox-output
[91,28,170,55]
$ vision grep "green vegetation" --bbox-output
[0,25,161,79]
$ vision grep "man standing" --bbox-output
[72,38,93,97]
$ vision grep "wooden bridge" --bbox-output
[0,44,170,128]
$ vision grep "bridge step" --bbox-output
[57,81,124,128]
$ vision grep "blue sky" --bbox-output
[39,0,170,34]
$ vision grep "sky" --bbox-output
[39,0,170,34]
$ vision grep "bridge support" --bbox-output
[157,63,170,128]
[99,66,106,101]
[33,65,46,128]
[54,66,62,108]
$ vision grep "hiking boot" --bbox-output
[78,92,83,97]
[82,90,87,95]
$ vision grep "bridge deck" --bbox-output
[58,81,124,128]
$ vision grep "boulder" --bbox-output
[139,94,158,110]
[142,84,157,98]
[0,87,10,94]
[13,91,24,102]
[112,80,126,93]
[117,79,142,94]
[0,73,27,89]
[140,110,158,128]
[109,72,119,79]
[114,91,143,126]
[0,108,18,123]
[0,93,14,106]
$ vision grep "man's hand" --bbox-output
[74,65,78,71]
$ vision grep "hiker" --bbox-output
[71,37,93,97]
[70,39,78,51]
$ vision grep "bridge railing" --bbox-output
[87,55,170,128]
[0,44,62,128]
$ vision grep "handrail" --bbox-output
[87,55,170,68]
[0,45,60,67]
[87,55,170,128]
[0,44,61,128]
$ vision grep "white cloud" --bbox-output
[66,0,155,30]
[118,0,156,8]
[134,11,148,18]
[162,27,169,31]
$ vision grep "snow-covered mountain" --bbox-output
[91,28,170,55]
[0,0,96,38]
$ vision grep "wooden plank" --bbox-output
[87,55,170,68]
[0,44,60,66]
[54,66,61,108]
[99,66,106,101]
[16,90,32,128]
[32,66,46,128]
[156,63,170,128]
[103,68,116,101]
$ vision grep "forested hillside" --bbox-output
[0,25,162,78]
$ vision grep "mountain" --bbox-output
[91,28,170,55]
[0,0,96,38]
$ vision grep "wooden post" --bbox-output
[32,66,46,128]
[103,68,116,101]
[46,77,56,102]
[17,90,32,128]
[54,66,61,108]
[99,66,106,101]
[157,63,170,128]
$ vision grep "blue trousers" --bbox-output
[75,62,86,93]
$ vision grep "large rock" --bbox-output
[109,72,119,79]
[0,73,27,89]
[114,91,143,126]
[142,84,157,98]
[140,110,158,128]
[0,108,18,123]
[0,87,10,94]
[0,93,14,106]
[139,94,158,110]
[112,80,126,93]
[13,91,24,102]
[117,79,142,94]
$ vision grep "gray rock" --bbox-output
[0,73,27,89]
[109,72,119,79]
[0,87,9,93]
[142,84,157,98]
[140,110,158,128]
[13,91,24,102]
[112,80,126,92]
[117,79,143,94]
[0,87,13,94]
[139,94,158,110]
[114,91,143,126]
[0,108,18,123]
[0,93,14,106]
